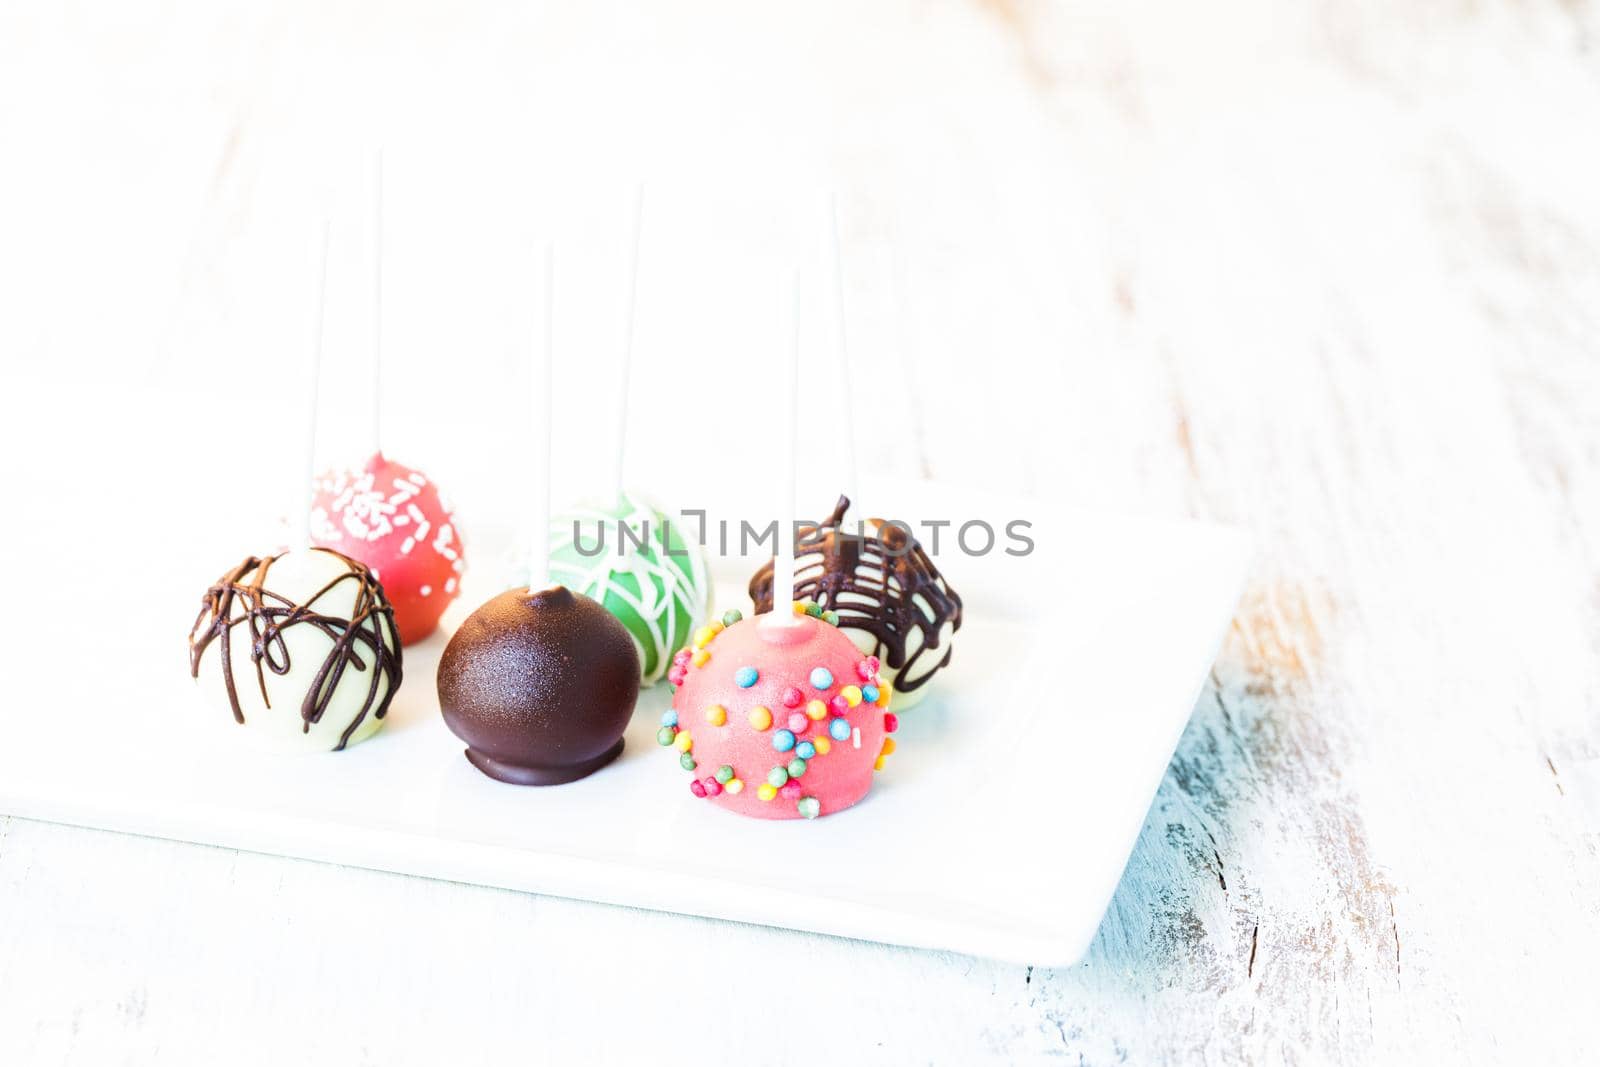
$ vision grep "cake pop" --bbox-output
[664,267,900,820]
[438,585,640,784]
[310,453,464,645]
[307,153,465,646]
[189,548,402,751]
[749,495,962,710]
[436,244,641,785]
[188,222,402,752]
[548,493,709,685]
[660,609,895,819]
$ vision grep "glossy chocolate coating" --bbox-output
[437,585,641,785]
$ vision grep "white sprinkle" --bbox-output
[400,537,416,555]
[420,585,432,597]
[852,727,861,749]
[445,577,457,593]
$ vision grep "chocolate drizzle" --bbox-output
[749,496,962,695]
[188,549,403,750]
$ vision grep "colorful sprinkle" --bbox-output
[874,755,887,771]
[857,656,879,681]
[704,704,727,726]
[795,741,816,760]
[673,649,692,666]
[805,699,828,721]
[772,729,796,753]
[679,753,697,771]
[721,609,744,626]
[715,765,735,783]
[786,712,810,734]
[734,666,759,688]
[829,718,852,741]
[786,757,808,778]
[821,610,839,626]
[757,783,778,801]
[809,667,833,690]
[781,686,804,708]
[661,709,678,727]
[767,766,789,788]
[693,622,723,648]
[748,705,773,731]
[812,736,831,755]
[840,685,863,707]
[881,738,897,756]
[876,681,892,706]
[797,797,821,819]
[703,777,723,797]
[667,667,687,686]
[804,602,824,618]
[691,649,711,668]
[830,694,850,714]
[655,726,676,746]
[675,731,693,753]
[884,712,899,733]
[780,780,803,800]
[862,685,879,704]
[690,779,707,797]
[725,778,744,794]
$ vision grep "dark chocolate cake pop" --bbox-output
[749,496,962,710]
[438,585,641,785]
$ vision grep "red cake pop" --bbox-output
[310,452,464,644]
[660,608,896,820]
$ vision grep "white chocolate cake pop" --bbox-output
[188,547,402,751]
[749,496,962,709]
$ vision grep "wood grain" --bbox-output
[2,0,1598,1063]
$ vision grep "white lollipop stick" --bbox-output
[610,184,645,508]
[765,267,801,627]
[370,148,384,458]
[298,219,332,553]
[529,243,554,593]
[826,194,859,503]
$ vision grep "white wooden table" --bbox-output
[3,1,1599,1062]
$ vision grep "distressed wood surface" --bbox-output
[3,1,1599,1063]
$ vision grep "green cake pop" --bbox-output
[534,191,709,681]
[548,492,710,685]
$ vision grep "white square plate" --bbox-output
[0,394,1248,965]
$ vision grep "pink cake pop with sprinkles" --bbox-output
[657,268,897,819]
[660,606,896,819]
